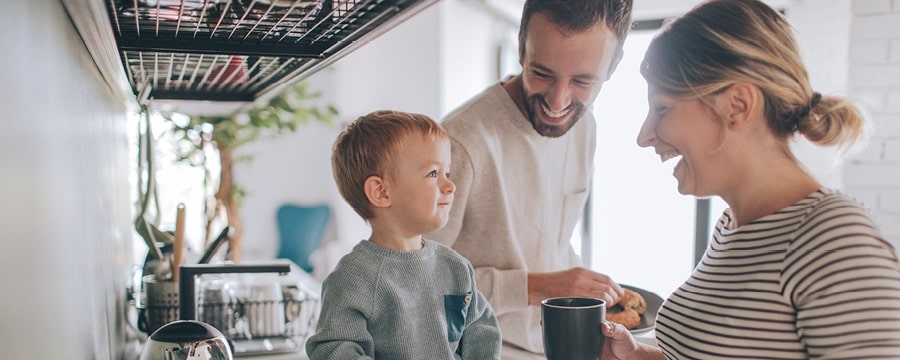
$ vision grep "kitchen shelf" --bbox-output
[105,0,437,104]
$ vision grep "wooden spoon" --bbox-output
[172,203,186,283]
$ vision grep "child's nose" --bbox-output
[442,178,456,194]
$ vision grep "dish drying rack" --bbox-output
[105,0,439,102]
[131,261,321,357]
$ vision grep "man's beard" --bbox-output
[524,94,585,138]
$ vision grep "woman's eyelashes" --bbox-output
[650,104,669,119]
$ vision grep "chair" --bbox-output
[276,204,331,273]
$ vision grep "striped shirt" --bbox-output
[656,188,900,359]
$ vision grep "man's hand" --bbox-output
[527,267,623,306]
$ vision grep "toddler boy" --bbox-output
[306,110,501,359]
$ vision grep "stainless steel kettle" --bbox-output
[139,320,233,360]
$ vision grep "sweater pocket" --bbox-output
[444,292,472,342]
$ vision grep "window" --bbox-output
[575,29,728,298]
[129,110,216,267]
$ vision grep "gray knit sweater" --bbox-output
[305,239,501,359]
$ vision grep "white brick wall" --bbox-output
[888,89,900,111]
[853,0,892,14]
[845,0,900,247]
[890,39,900,61]
[850,39,890,64]
[787,1,900,248]
[787,1,851,189]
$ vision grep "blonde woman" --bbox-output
[602,0,900,358]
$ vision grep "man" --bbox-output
[427,0,634,358]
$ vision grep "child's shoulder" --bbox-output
[325,241,383,281]
[425,239,472,265]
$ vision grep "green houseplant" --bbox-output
[164,81,338,262]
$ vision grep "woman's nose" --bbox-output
[635,114,656,148]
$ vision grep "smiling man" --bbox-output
[426,0,634,358]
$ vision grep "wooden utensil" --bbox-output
[172,203,186,283]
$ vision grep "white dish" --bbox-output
[618,284,664,335]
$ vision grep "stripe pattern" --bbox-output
[656,189,900,359]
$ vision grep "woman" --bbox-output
[601,0,900,358]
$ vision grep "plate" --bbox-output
[617,284,664,335]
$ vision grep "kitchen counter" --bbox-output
[231,335,311,360]
[238,330,656,358]
[242,349,308,360]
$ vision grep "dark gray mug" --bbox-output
[541,297,606,360]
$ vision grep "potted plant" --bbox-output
[162,81,338,263]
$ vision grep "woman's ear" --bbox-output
[364,175,391,208]
[721,83,758,129]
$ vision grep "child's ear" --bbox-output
[721,82,757,129]
[364,175,391,208]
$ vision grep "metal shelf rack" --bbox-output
[106,0,437,103]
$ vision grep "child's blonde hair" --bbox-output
[331,110,448,220]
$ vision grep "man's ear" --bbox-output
[721,82,758,129]
[364,175,391,208]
